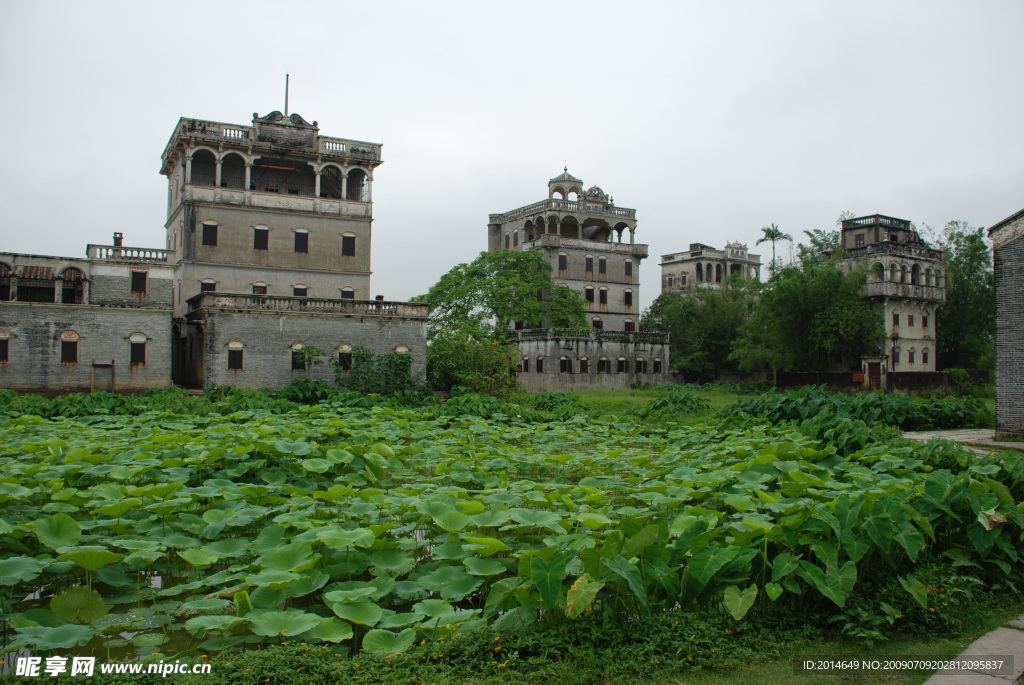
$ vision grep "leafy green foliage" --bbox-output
[934,221,995,370]
[333,345,428,397]
[628,386,714,420]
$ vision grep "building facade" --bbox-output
[660,242,761,293]
[0,241,174,393]
[488,171,669,390]
[989,207,1024,437]
[0,109,427,394]
[838,214,945,387]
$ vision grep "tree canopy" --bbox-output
[756,223,792,268]
[934,221,994,370]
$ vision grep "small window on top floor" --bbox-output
[624,260,633,277]
[341,287,355,300]
[585,256,593,273]
[579,358,589,374]
[908,314,915,327]
[617,358,627,373]
[254,227,269,250]
[653,359,662,374]
[130,271,147,293]
[295,230,309,253]
[60,332,78,364]
[559,357,572,373]
[598,257,606,275]
[521,357,529,373]
[293,285,308,297]
[202,223,218,247]
[558,253,567,271]
[855,233,865,247]
[253,283,268,295]
[200,279,216,293]
[893,312,899,327]
[342,234,356,257]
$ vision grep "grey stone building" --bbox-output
[487,171,669,390]
[838,214,945,388]
[0,241,174,393]
[660,242,761,293]
[989,207,1024,437]
[161,109,426,389]
[0,109,427,394]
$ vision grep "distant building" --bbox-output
[838,214,945,388]
[487,170,669,391]
[659,242,761,293]
[989,207,1024,436]
[0,109,427,394]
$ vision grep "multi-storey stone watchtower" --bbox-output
[839,214,945,385]
[487,170,646,332]
[160,110,383,317]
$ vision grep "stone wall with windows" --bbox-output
[182,307,427,390]
[511,329,670,392]
[0,304,171,394]
[990,209,1024,436]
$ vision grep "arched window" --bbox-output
[291,342,306,370]
[129,332,147,366]
[890,263,899,282]
[624,319,635,332]
[936,270,945,288]
[696,263,704,282]
[221,153,246,189]
[320,165,343,198]
[60,268,85,304]
[227,340,244,370]
[598,287,608,307]
[60,330,79,364]
[536,356,544,373]
[504,232,510,249]
[585,255,594,274]
[200,279,216,293]
[591,317,603,330]
[341,287,355,300]
[521,356,529,373]
[252,281,268,295]
[579,357,589,374]
[345,169,368,201]
[922,348,930,365]
[341,232,356,257]
[715,264,723,283]
[624,289,633,308]
[559,356,572,373]
[293,284,308,297]
[338,343,353,370]
[0,262,12,301]
[584,286,594,305]
[616,357,627,373]
[653,358,663,374]
[901,264,909,284]
[558,253,568,272]
[513,230,519,248]
[190,150,216,186]
[911,263,923,285]
[0,329,8,363]
[395,345,410,354]
[294,229,309,253]
[598,357,610,373]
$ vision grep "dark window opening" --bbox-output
[18,280,55,303]
[293,286,308,297]
[522,358,529,373]
[625,260,633,278]
[200,281,216,293]
[504,233,510,249]
[130,342,146,365]
[617,359,627,373]
[598,359,610,373]
[295,232,309,253]
[635,360,647,373]
[892,313,899,326]
[625,321,635,332]
[599,289,608,305]
[338,352,353,370]
[320,166,343,199]
[585,257,593,273]
[513,232,519,247]
[341,289,355,300]
[254,228,269,250]
[598,257,606,275]
[923,350,929,364]
[0,339,8,362]
[585,288,594,303]
[253,285,267,295]
[202,224,218,246]
[228,349,243,370]
[908,314,915,327]
[61,340,77,364]
[580,359,589,374]
[558,254,567,271]
[292,351,306,370]
[342,235,356,257]
[624,291,633,306]
[855,234,865,247]
[922,315,929,329]
[130,271,147,293]
[592,318,603,330]
[536,358,544,373]
[559,358,572,373]
[653,360,662,374]
[909,351,916,365]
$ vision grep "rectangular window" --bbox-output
[624,291,633,306]
[922,315,929,329]
[653,360,662,374]
[228,349,243,370]
[253,285,267,295]
[617,359,626,373]
[598,359,610,373]
[130,271,147,293]
[559,358,572,373]
[254,228,269,251]
[585,257,593,273]
[295,232,308,253]
[293,286,307,297]
[130,342,146,365]
[598,257,606,275]
[536,358,544,373]
[625,321,635,332]
[908,314,914,327]
[636,360,647,373]
[61,341,77,364]
[599,289,607,305]
[681,274,687,285]
[292,351,305,370]
[0,339,8,362]
[504,233,510,249]
[200,281,216,293]
[923,349,929,364]
[909,351,915,364]
[342,235,356,257]
[892,348,899,364]
[558,254,567,271]
[202,224,218,246]
[341,289,355,300]
[624,260,632,277]
[580,359,589,374]
[585,289,594,303]
[338,352,353,370]
[513,232,519,247]
[892,313,899,327]
[855,233,865,247]
[522,358,529,373]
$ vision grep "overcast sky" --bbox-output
[2,1,1021,314]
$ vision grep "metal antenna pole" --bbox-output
[285,74,289,116]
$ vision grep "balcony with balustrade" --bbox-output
[186,293,428,319]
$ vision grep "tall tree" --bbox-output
[935,221,994,369]
[417,249,587,391]
[756,223,792,269]
[731,259,883,372]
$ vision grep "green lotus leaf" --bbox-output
[58,550,125,572]
[0,556,45,585]
[361,628,415,655]
[316,526,375,549]
[246,571,300,589]
[369,549,415,577]
[331,601,382,626]
[378,612,425,629]
[203,538,250,558]
[96,498,142,518]
[50,587,109,624]
[305,616,354,643]
[178,548,218,567]
[723,584,758,620]
[247,609,319,637]
[260,542,319,573]
[463,556,506,576]
[301,458,332,473]
[412,599,454,617]
[14,624,96,650]
[33,513,82,549]
[131,632,170,647]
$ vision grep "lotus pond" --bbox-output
[0,389,1020,668]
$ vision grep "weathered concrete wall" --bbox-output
[0,303,171,393]
[514,332,670,392]
[88,263,174,307]
[993,224,1024,436]
[186,308,427,390]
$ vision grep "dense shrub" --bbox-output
[629,387,714,421]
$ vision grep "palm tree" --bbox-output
[756,223,792,268]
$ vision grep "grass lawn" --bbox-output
[570,387,747,417]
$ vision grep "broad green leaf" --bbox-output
[529,552,567,610]
[58,550,124,572]
[13,624,96,650]
[723,584,757,620]
[605,554,650,614]
[0,556,45,585]
[687,544,739,589]
[317,527,375,549]
[362,628,415,655]
[33,513,81,550]
[178,548,218,567]
[331,601,383,626]
[369,549,415,577]
[771,552,801,582]
[621,524,660,559]
[765,582,784,601]
[461,535,507,557]
[184,615,246,637]
[260,542,319,573]
[566,576,604,618]
[574,512,613,530]
[307,617,354,642]
[248,609,320,637]
[463,556,506,576]
[413,599,455,617]
[50,587,108,624]
[301,458,332,473]
[509,508,565,532]
[482,577,527,619]
[898,574,928,610]
[97,498,142,518]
